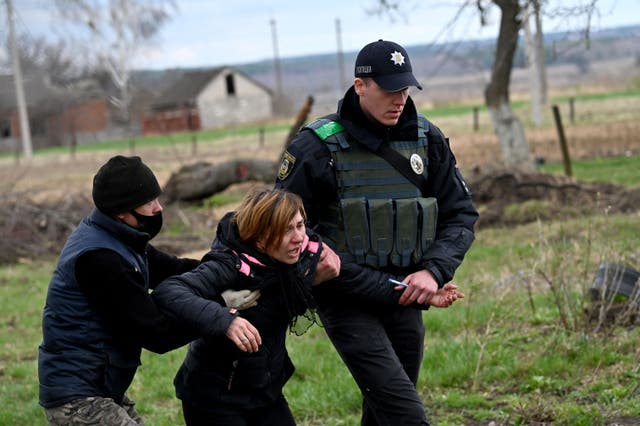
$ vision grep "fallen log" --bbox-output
[163,159,277,202]
[163,95,315,203]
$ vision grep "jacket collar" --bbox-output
[90,208,150,253]
[336,85,419,151]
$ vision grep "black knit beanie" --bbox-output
[92,155,162,215]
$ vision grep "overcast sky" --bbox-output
[4,0,640,70]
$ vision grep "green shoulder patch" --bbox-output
[313,120,345,140]
[278,151,296,181]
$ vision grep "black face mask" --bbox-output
[130,211,163,239]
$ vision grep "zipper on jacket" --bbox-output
[227,360,238,390]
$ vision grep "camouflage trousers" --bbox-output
[44,394,144,426]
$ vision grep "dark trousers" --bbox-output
[181,394,296,426]
[318,303,429,426]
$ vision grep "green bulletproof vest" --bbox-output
[305,114,438,269]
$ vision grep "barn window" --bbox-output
[1,120,10,138]
[225,74,236,96]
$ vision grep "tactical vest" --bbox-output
[304,114,438,269]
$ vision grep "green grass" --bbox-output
[419,103,486,118]
[204,192,247,208]
[0,261,53,426]
[552,88,640,103]
[538,154,640,186]
[5,209,639,425]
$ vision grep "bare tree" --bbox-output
[1,32,112,150]
[522,1,598,128]
[369,1,603,169]
[484,0,600,163]
[1,34,84,83]
[53,0,175,128]
[483,0,532,169]
[368,0,533,168]
[522,0,547,127]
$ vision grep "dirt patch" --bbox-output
[0,189,93,264]
[467,167,640,228]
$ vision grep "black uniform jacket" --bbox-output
[276,86,479,286]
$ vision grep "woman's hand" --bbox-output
[423,283,465,308]
[226,317,262,352]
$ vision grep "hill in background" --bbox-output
[133,24,640,115]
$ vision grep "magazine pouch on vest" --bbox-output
[415,197,438,264]
[367,198,394,267]
[339,196,436,269]
[340,197,370,264]
[391,199,419,267]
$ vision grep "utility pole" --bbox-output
[270,18,283,97]
[335,18,347,95]
[6,0,33,158]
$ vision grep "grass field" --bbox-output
[1,152,639,425]
[539,154,640,186]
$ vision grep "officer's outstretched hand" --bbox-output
[397,269,438,305]
[312,243,341,285]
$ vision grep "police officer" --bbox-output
[275,40,478,425]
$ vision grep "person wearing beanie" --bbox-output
[37,155,259,425]
[276,40,478,425]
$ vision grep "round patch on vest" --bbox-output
[410,153,424,175]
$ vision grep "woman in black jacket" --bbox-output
[152,188,463,426]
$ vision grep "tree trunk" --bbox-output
[487,101,530,167]
[485,0,534,169]
[523,0,548,127]
[523,5,543,127]
[533,0,548,105]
